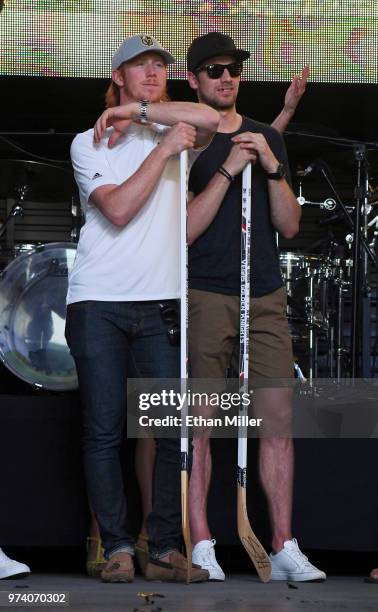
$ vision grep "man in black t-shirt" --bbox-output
[185,32,326,583]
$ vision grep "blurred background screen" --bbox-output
[0,1,377,82]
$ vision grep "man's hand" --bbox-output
[222,142,258,177]
[231,132,279,174]
[284,65,309,116]
[93,104,136,147]
[158,122,197,157]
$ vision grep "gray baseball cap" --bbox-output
[112,34,176,71]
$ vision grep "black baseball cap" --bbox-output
[187,32,250,72]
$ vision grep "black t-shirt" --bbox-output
[188,116,290,298]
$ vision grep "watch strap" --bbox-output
[139,100,149,124]
[266,162,286,180]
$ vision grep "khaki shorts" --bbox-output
[188,287,294,380]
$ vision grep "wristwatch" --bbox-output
[139,100,149,124]
[266,163,286,180]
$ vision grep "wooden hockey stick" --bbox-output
[179,149,191,583]
[237,162,271,583]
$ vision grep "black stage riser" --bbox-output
[0,395,377,552]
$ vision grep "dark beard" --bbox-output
[198,90,235,111]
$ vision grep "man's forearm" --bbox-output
[271,66,309,134]
[128,101,220,133]
[268,180,301,238]
[91,144,171,227]
[270,108,293,135]
[187,172,231,245]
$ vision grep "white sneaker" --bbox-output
[192,539,225,581]
[270,538,326,582]
[0,548,30,579]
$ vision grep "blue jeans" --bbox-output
[65,299,183,558]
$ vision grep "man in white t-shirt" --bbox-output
[66,34,219,583]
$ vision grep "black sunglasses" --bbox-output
[195,61,243,79]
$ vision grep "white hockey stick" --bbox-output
[179,149,191,583]
[237,162,271,583]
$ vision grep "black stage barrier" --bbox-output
[0,394,377,552]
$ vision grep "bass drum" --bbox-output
[0,243,78,391]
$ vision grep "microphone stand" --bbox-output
[356,146,373,378]
[352,146,364,378]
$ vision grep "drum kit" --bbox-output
[283,170,378,380]
[280,249,351,379]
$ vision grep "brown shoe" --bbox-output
[101,552,135,583]
[145,550,209,583]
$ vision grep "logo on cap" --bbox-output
[141,35,153,46]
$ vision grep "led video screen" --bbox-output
[0,1,377,82]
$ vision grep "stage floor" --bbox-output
[1,574,377,612]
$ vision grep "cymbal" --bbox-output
[0,159,77,202]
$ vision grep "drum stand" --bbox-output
[0,201,24,242]
[305,273,330,380]
[334,269,350,380]
[306,275,317,380]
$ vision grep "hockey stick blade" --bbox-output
[237,480,271,582]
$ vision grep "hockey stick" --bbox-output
[237,162,272,583]
[179,149,191,583]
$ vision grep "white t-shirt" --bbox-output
[67,123,200,304]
